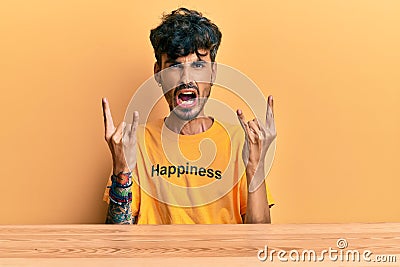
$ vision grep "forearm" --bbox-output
[106,201,135,224]
[105,171,136,224]
[244,166,271,224]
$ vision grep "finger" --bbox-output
[266,96,274,124]
[266,95,276,135]
[236,109,249,133]
[102,97,115,138]
[266,95,274,120]
[269,95,274,110]
[131,111,139,133]
[112,121,126,142]
[252,118,260,128]
[255,117,267,136]
[248,120,261,136]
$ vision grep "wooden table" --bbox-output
[0,223,399,266]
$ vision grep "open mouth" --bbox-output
[175,89,198,108]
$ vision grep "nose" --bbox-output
[180,63,191,84]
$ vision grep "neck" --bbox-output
[164,112,214,135]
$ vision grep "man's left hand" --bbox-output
[237,95,276,178]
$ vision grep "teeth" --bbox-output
[181,99,194,104]
[182,92,193,95]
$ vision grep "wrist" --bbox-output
[246,161,264,173]
[108,171,133,205]
[113,164,130,175]
[111,171,132,187]
[246,163,265,183]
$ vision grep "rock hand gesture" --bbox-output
[102,97,139,175]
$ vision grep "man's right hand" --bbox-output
[102,97,139,175]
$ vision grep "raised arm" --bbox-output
[102,97,139,224]
[237,95,276,224]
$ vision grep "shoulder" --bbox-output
[216,120,245,143]
[136,118,164,138]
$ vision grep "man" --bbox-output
[102,7,276,224]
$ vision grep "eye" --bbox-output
[192,62,205,69]
[170,63,182,69]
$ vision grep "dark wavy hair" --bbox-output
[150,8,222,66]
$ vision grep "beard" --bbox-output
[171,96,208,121]
[164,81,211,121]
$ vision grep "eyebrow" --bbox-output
[164,57,205,64]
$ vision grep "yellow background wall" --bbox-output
[0,0,399,224]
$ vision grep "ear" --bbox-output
[154,62,161,85]
[210,61,217,85]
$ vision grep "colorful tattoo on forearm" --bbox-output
[106,201,134,224]
[105,172,135,224]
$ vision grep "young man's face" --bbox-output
[155,49,215,121]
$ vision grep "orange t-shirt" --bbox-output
[103,119,274,224]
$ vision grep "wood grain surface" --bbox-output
[0,223,399,266]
